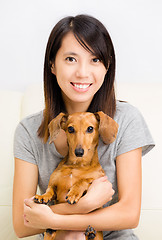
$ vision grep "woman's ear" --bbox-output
[94,111,118,144]
[48,113,67,143]
[51,63,56,75]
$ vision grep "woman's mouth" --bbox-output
[70,82,92,92]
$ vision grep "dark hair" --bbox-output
[38,14,116,142]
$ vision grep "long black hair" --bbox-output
[38,14,116,142]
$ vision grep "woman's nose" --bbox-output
[76,62,89,78]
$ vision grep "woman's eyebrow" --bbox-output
[63,52,97,58]
[63,52,78,56]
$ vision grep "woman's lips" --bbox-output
[70,82,92,92]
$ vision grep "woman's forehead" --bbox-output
[58,32,95,56]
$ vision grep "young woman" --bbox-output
[13,15,155,240]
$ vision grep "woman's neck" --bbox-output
[62,93,92,114]
[65,101,90,114]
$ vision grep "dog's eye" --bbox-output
[68,126,75,133]
[87,126,94,133]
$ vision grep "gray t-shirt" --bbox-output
[14,101,155,240]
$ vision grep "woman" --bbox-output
[13,15,155,239]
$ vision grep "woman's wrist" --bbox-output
[50,194,95,216]
[49,212,62,230]
[80,194,96,213]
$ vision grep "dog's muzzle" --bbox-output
[75,148,84,157]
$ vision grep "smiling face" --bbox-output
[51,32,107,113]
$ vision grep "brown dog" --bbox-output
[34,111,118,240]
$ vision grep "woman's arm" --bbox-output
[12,158,44,237]
[50,176,114,215]
[24,148,142,231]
[13,158,113,238]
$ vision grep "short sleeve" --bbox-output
[14,122,37,165]
[116,104,155,157]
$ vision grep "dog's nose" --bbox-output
[75,148,84,157]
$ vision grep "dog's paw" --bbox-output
[44,229,56,240]
[34,194,52,205]
[65,195,76,205]
[65,187,83,205]
[85,225,96,239]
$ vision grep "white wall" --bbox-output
[0,0,162,91]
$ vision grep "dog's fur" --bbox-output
[34,111,118,240]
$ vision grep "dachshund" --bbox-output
[34,111,118,240]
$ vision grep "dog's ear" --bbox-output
[94,111,118,144]
[48,113,68,144]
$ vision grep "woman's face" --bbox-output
[51,32,107,112]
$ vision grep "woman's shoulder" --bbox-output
[114,101,155,157]
[116,100,139,113]
[14,111,45,165]
[20,111,43,127]
[15,111,43,138]
[115,100,141,121]
[114,100,146,131]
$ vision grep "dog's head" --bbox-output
[48,112,118,162]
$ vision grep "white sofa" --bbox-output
[0,82,162,240]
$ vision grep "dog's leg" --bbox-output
[66,178,93,204]
[34,165,63,204]
[34,186,56,204]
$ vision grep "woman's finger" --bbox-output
[24,198,33,208]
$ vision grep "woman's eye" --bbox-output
[65,57,76,62]
[92,58,100,63]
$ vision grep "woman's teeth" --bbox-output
[72,83,91,89]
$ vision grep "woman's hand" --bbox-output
[84,176,115,212]
[23,197,56,230]
[24,198,86,239]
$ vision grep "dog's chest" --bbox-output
[55,168,86,202]
[58,168,81,187]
